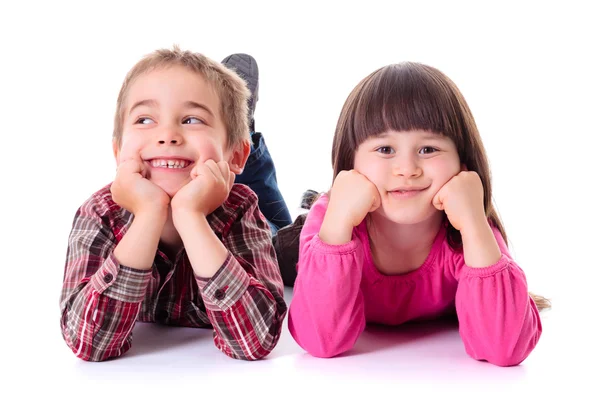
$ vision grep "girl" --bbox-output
[287,62,550,367]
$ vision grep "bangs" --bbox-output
[349,63,465,146]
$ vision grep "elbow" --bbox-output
[62,330,127,362]
[219,341,275,361]
[288,318,357,359]
[65,340,122,362]
[218,321,284,361]
[470,336,540,367]
[304,342,349,359]
[484,352,527,367]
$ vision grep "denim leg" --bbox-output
[235,132,292,232]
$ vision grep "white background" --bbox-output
[1,0,599,398]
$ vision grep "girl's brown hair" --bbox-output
[330,62,550,311]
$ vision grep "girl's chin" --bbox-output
[375,206,440,225]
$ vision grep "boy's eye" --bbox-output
[419,146,438,155]
[376,146,395,155]
[183,117,204,125]
[135,117,154,125]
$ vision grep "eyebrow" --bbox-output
[128,99,158,116]
[183,101,214,117]
[128,99,215,118]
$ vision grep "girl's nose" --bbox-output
[393,157,422,177]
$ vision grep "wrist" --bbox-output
[460,216,491,239]
[172,209,206,231]
[320,209,354,245]
[134,206,169,225]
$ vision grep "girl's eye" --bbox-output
[183,117,204,125]
[376,146,395,155]
[135,117,154,125]
[419,146,438,155]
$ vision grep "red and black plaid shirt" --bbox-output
[60,183,287,361]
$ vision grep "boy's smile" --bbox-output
[113,65,243,198]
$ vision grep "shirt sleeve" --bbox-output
[454,225,542,366]
[287,195,366,358]
[60,201,151,362]
[195,196,287,361]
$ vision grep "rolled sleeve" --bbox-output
[196,253,250,311]
[90,252,152,303]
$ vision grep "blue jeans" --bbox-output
[234,132,292,235]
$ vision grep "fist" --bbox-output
[171,159,235,217]
[110,156,170,215]
[432,170,486,232]
[328,169,381,228]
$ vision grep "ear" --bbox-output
[112,139,120,165]
[228,140,251,174]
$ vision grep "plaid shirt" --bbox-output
[60,183,287,362]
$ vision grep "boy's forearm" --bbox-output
[174,211,228,278]
[114,210,167,270]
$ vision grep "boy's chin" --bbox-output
[152,179,190,199]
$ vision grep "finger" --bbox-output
[369,190,382,212]
[432,191,444,211]
[217,161,230,182]
[119,157,145,176]
[203,160,222,182]
[228,171,235,191]
[137,154,150,178]
[190,164,200,180]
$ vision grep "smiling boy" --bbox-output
[60,47,287,361]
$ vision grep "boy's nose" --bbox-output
[158,139,180,144]
[157,129,183,145]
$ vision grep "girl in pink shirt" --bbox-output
[287,62,550,367]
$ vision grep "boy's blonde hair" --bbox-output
[113,45,251,149]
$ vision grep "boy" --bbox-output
[60,47,287,361]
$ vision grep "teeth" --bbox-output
[151,159,188,168]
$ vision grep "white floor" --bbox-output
[12,286,594,400]
[4,2,599,398]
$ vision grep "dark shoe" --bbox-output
[221,53,259,132]
[300,189,319,210]
[273,214,307,287]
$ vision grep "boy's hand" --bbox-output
[110,156,170,216]
[171,159,235,218]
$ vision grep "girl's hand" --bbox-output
[432,170,487,233]
[330,169,381,227]
[320,170,381,245]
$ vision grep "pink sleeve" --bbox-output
[454,225,542,366]
[287,195,366,358]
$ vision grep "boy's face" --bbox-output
[114,65,249,198]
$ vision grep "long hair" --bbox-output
[329,62,550,311]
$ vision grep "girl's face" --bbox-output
[353,129,461,225]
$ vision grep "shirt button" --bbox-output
[103,273,113,283]
[214,289,225,300]
[157,310,168,321]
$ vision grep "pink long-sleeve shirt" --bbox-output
[288,194,542,366]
